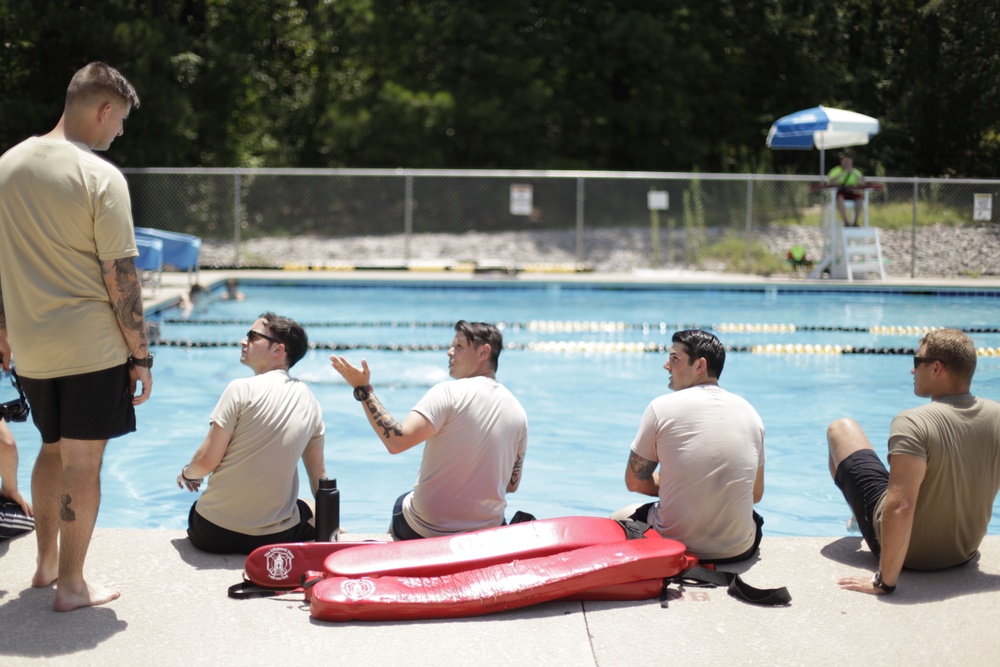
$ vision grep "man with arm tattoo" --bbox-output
[611,329,766,564]
[0,62,151,611]
[331,320,527,540]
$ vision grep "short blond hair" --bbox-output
[920,328,976,386]
[65,62,140,110]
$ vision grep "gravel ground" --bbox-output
[196,223,1000,278]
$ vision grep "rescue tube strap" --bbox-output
[228,572,322,600]
[661,566,791,607]
[227,579,302,600]
[616,520,652,540]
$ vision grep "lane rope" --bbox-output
[148,339,1000,357]
[160,318,1000,335]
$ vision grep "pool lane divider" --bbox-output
[279,260,593,274]
[159,319,1000,335]
[146,339,1000,357]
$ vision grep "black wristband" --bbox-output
[872,571,896,594]
[129,353,154,369]
[181,466,198,482]
[353,384,373,401]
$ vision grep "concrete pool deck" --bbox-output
[3,529,999,666]
[3,269,1000,666]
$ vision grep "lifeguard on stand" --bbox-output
[764,105,885,280]
[826,152,866,227]
[808,158,885,281]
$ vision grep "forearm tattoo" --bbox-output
[60,494,77,521]
[365,395,403,440]
[509,452,524,486]
[628,451,658,481]
[111,258,145,333]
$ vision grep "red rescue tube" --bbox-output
[324,516,658,578]
[310,537,688,621]
[561,578,667,601]
[244,541,385,589]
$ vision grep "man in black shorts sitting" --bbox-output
[177,312,327,555]
[827,329,1000,595]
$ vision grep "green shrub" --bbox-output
[696,235,791,276]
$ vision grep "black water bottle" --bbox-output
[315,477,340,542]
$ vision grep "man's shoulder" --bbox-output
[227,370,321,408]
[229,369,303,391]
[654,385,761,419]
[75,148,127,183]
[892,394,999,425]
[432,376,525,414]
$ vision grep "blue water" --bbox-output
[8,281,1000,537]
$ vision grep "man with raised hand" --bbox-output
[331,320,527,540]
[0,62,151,611]
[829,328,1000,595]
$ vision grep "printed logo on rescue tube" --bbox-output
[265,547,294,581]
[341,578,376,600]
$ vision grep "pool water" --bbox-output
[8,282,1000,537]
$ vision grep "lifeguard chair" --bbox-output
[808,184,886,281]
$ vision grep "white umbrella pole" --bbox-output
[820,147,826,177]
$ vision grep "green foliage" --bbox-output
[696,235,791,276]
[682,179,707,262]
[868,202,966,230]
[0,0,997,175]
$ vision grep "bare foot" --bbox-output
[31,563,58,588]
[53,581,120,612]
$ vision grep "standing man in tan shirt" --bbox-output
[0,62,152,611]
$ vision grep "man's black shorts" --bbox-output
[390,491,424,541]
[625,502,764,565]
[187,500,315,555]
[835,448,889,557]
[18,363,136,443]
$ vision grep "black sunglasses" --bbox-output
[246,329,282,345]
[913,356,941,368]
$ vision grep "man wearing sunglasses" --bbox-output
[177,312,326,554]
[827,328,1000,595]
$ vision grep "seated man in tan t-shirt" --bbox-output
[177,311,326,554]
[828,328,1000,595]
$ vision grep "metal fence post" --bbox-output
[744,176,754,272]
[404,171,413,261]
[911,179,918,278]
[575,176,585,264]
[233,171,241,266]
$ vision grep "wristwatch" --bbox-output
[128,353,154,369]
[871,571,896,594]
[353,384,373,401]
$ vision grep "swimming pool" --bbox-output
[7,280,1000,537]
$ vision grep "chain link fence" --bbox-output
[122,168,1000,278]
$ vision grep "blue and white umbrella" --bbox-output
[766,105,879,174]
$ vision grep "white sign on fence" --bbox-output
[510,184,533,216]
[647,190,669,211]
[974,193,993,222]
